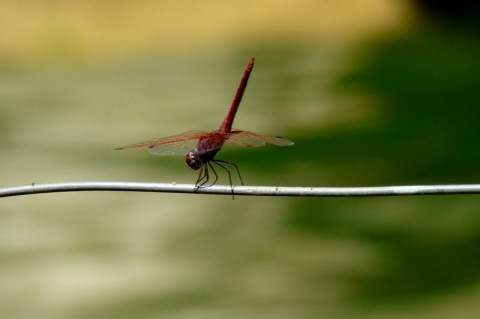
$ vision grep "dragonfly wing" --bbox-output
[148,140,199,156]
[226,131,266,147]
[255,134,295,146]
[115,130,209,156]
[227,130,294,147]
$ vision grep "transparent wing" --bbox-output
[115,130,210,156]
[227,129,294,147]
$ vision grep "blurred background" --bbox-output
[1,0,480,318]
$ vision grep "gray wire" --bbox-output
[1,182,480,198]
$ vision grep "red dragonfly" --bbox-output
[115,57,294,191]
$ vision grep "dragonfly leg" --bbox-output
[194,160,242,199]
[195,164,209,189]
[212,159,244,199]
[211,160,232,190]
[211,160,233,198]
[207,161,219,186]
[213,159,244,186]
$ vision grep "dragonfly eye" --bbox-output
[186,151,202,170]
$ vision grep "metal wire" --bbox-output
[1,181,480,198]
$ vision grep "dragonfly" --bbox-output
[115,57,294,194]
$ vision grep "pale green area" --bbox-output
[1,1,480,319]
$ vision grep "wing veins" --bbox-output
[227,130,294,147]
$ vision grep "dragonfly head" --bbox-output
[186,150,202,170]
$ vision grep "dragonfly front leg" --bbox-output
[194,164,209,189]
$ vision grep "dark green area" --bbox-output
[285,25,480,305]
